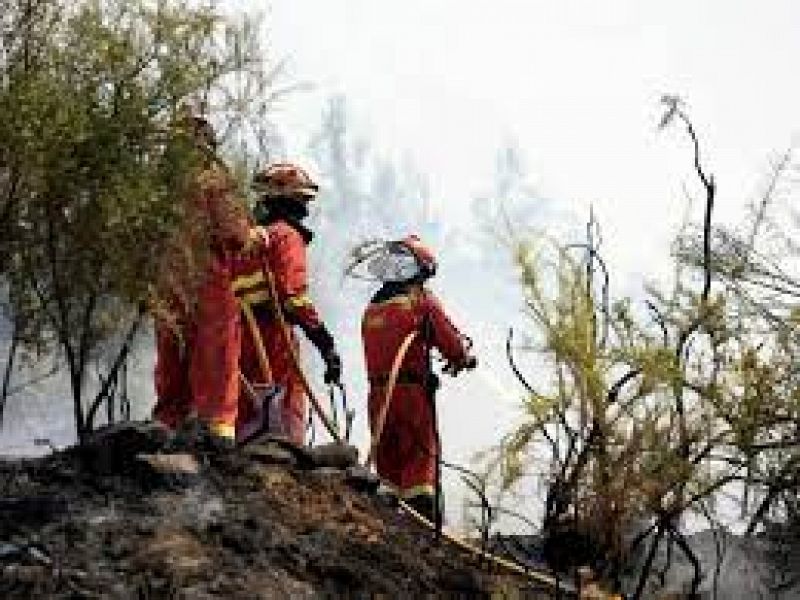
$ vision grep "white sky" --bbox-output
[263,0,800,288]
[252,1,800,527]
[5,0,798,532]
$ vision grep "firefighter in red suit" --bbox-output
[231,163,342,445]
[152,114,251,446]
[362,236,475,521]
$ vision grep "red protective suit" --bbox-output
[230,220,325,444]
[362,284,469,501]
[152,161,249,438]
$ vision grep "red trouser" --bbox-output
[153,256,241,435]
[153,314,193,429]
[238,315,306,444]
[369,383,437,499]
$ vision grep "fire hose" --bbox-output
[397,497,573,593]
[362,329,573,593]
[202,154,342,442]
[238,228,574,593]
[364,330,419,468]
[256,253,343,443]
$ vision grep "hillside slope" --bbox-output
[0,423,556,599]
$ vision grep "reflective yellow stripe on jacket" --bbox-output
[285,293,313,311]
[232,271,270,307]
[232,271,313,314]
[239,289,269,306]
[232,271,265,293]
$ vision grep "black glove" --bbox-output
[443,355,477,377]
[305,324,335,356]
[304,324,341,384]
[323,350,342,385]
[425,372,441,391]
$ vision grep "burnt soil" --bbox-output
[0,423,554,599]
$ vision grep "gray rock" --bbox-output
[241,435,315,468]
[136,452,200,476]
[82,421,171,474]
[308,443,359,470]
[241,443,297,466]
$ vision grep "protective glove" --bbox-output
[323,350,342,385]
[443,355,478,377]
[303,324,341,384]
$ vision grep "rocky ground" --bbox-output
[0,423,561,599]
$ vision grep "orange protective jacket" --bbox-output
[362,283,469,499]
[230,219,329,444]
[153,161,250,436]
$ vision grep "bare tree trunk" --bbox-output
[669,524,702,599]
[120,359,130,421]
[66,351,86,444]
[632,526,665,600]
[105,369,116,426]
[0,328,19,428]
[85,305,144,431]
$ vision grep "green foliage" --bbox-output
[507,239,679,551]
[0,0,276,440]
[490,111,800,591]
[674,147,800,535]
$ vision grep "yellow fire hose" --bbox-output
[236,229,576,594]
[238,370,259,401]
[361,330,574,593]
[255,257,342,443]
[364,330,418,468]
[196,156,340,442]
[397,497,573,592]
[240,301,274,382]
[233,241,340,442]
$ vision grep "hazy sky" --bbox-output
[5,1,798,530]
[263,0,800,288]
[254,1,800,525]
